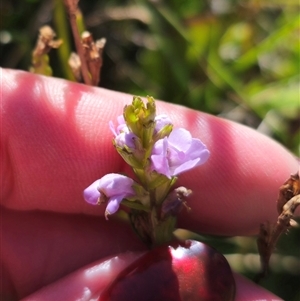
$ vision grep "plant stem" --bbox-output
[64,0,92,85]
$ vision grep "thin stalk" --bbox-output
[64,0,92,85]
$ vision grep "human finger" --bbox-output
[1,68,298,236]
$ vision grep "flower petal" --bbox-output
[110,115,129,137]
[154,114,172,133]
[185,139,210,162]
[105,193,126,219]
[98,174,134,196]
[151,138,171,177]
[173,158,201,175]
[83,179,101,205]
[168,128,192,152]
[114,132,136,149]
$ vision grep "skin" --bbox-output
[1,68,298,301]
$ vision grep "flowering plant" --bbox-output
[83,96,210,247]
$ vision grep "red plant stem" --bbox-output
[64,0,92,85]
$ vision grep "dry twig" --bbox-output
[30,26,62,75]
[81,32,106,86]
[68,32,106,86]
[256,171,300,281]
[63,0,92,85]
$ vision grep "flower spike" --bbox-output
[84,96,210,246]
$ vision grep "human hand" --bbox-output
[1,68,298,300]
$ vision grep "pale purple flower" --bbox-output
[114,131,136,149]
[151,128,210,178]
[154,114,172,133]
[109,116,136,149]
[83,173,135,219]
[109,115,128,135]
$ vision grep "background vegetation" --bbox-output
[1,0,299,299]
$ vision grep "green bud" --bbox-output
[123,96,156,149]
[153,124,173,142]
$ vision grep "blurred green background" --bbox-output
[1,0,299,299]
